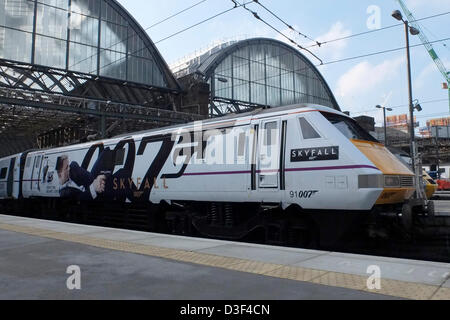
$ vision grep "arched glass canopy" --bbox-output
[175,38,340,115]
[0,0,178,89]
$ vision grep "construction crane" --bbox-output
[396,0,450,111]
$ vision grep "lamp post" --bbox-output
[435,127,441,179]
[392,10,421,175]
[376,105,393,146]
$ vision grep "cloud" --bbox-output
[335,56,405,117]
[336,57,405,99]
[415,58,450,89]
[415,62,438,89]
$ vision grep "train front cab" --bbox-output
[254,107,417,245]
[319,111,419,239]
[0,154,22,214]
[352,140,415,206]
[0,154,20,200]
[321,112,415,210]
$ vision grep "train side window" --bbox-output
[0,167,7,179]
[237,132,246,157]
[264,121,278,146]
[25,157,31,168]
[115,148,125,166]
[299,118,321,139]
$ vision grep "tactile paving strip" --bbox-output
[311,271,367,291]
[431,287,450,300]
[0,222,448,300]
[227,261,285,275]
[362,278,439,300]
[264,266,327,282]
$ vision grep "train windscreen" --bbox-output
[322,113,379,143]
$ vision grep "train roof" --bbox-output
[114,103,346,138]
[20,104,347,156]
[0,152,24,160]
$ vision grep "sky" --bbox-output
[117,0,450,128]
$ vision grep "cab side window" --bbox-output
[299,118,321,139]
[0,167,7,179]
[35,156,42,168]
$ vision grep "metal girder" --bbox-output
[209,101,222,117]
[210,97,267,117]
[0,59,181,111]
[0,85,205,154]
[0,87,203,123]
[388,136,450,164]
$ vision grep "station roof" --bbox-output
[0,0,180,91]
[0,0,203,156]
[173,38,340,112]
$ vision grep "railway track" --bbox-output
[432,191,450,201]
[327,224,450,263]
[2,200,450,264]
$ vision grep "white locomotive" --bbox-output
[0,104,418,245]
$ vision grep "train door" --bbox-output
[30,154,43,193]
[20,153,31,198]
[6,157,16,198]
[0,160,8,198]
[258,118,281,188]
[12,155,21,199]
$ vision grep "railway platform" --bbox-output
[0,214,449,300]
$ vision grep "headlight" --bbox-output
[384,176,401,188]
[359,175,384,188]
[359,175,412,188]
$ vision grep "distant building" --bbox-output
[372,126,410,145]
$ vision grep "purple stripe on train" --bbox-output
[182,165,379,176]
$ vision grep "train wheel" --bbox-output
[287,217,319,249]
[427,201,435,218]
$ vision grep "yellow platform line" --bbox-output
[0,222,449,300]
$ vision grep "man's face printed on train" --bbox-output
[57,158,70,185]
